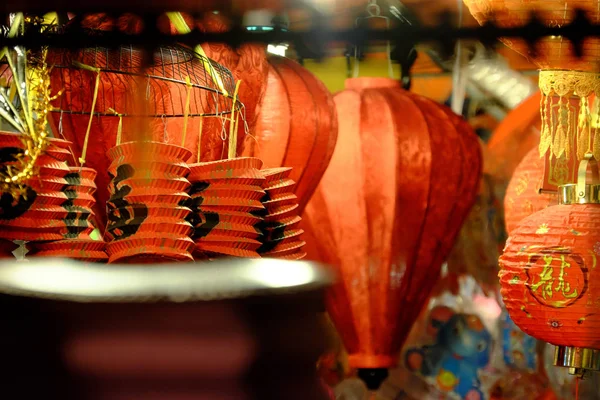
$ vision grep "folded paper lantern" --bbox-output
[105,141,194,263]
[500,157,600,375]
[243,56,338,211]
[0,132,87,242]
[31,239,108,263]
[257,167,305,260]
[303,77,482,390]
[188,158,265,259]
[504,148,556,235]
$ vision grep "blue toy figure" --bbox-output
[405,306,492,400]
[501,312,537,371]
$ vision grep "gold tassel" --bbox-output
[566,102,573,160]
[554,123,566,159]
[539,95,552,157]
[593,129,600,160]
[578,97,593,160]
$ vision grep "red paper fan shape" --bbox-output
[106,220,193,240]
[194,244,260,259]
[107,161,190,179]
[107,141,192,162]
[112,177,191,193]
[107,234,194,264]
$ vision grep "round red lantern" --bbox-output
[243,56,338,211]
[504,148,557,235]
[303,77,482,389]
[500,157,600,376]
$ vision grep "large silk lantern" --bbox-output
[504,148,556,235]
[500,158,600,376]
[303,78,482,390]
[243,56,338,211]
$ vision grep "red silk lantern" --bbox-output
[504,148,556,235]
[243,56,337,211]
[500,158,600,375]
[303,77,482,389]
[486,92,540,182]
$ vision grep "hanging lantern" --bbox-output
[504,148,557,235]
[104,141,195,263]
[47,44,240,226]
[303,78,482,390]
[187,158,265,259]
[486,92,540,182]
[243,56,338,211]
[500,156,600,377]
[256,167,305,260]
[464,1,600,188]
[0,132,83,242]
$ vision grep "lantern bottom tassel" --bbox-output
[357,368,389,391]
[554,345,600,378]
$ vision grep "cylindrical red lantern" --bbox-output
[500,157,600,375]
[303,78,482,389]
[504,148,556,235]
[243,56,338,211]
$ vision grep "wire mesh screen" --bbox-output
[45,45,239,118]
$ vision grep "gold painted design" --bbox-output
[526,249,587,308]
[539,70,600,162]
[536,224,549,234]
[510,275,520,285]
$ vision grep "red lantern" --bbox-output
[242,56,338,211]
[48,38,245,226]
[486,92,540,182]
[500,158,600,375]
[504,148,556,235]
[303,78,482,389]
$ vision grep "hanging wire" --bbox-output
[353,0,394,79]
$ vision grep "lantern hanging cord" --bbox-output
[73,61,101,167]
[353,0,394,79]
[166,12,229,97]
[108,108,124,146]
[181,76,193,147]
[197,115,203,163]
[227,80,242,160]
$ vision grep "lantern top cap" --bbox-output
[559,154,600,204]
[558,183,600,204]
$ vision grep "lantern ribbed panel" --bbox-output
[244,56,338,211]
[500,204,600,348]
[303,77,482,369]
[504,148,556,235]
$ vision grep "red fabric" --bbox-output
[243,56,338,211]
[195,12,269,161]
[48,14,268,226]
[500,204,600,348]
[302,78,482,369]
[504,148,556,235]
[486,92,540,182]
